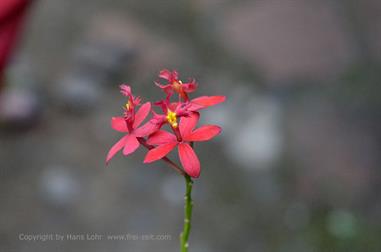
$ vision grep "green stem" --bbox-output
[180,174,193,252]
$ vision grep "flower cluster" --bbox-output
[106,69,225,178]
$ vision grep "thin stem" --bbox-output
[180,174,193,252]
[137,137,194,252]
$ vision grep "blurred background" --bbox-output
[0,0,381,251]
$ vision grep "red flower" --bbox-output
[144,113,221,178]
[107,72,226,179]
[143,95,226,135]
[155,69,198,101]
[106,85,152,164]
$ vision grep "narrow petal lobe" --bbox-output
[106,135,129,164]
[159,69,171,80]
[182,80,198,93]
[184,125,221,142]
[111,117,128,132]
[179,112,199,137]
[144,142,177,163]
[147,130,176,145]
[178,143,200,178]
[134,120,161,137]
[123,135,140,156]
[189,96,226,111]
[133,102,151,128]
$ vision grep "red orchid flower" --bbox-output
[155,69,198,101]
[151,99,191,127]
[106,85,151,164]
[143,113,221,178]
[143,95,226,135]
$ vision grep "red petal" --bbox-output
[123,134,140,156]
[179,112,199,137]
[120,84,132,96]
[134,120,161,137]
[144,142,177,163]
[171,70,179,81]
[159,69,171,80]
[133,102,151,128]
[169,102,179,111]
[182,80,198,93]
[184,125,221,142]
[154,81,170,89]
[189,96,226,111]
[147,130,176,145]
[106,135,129,164]
[178,143,200,178]
[111,117,128,132]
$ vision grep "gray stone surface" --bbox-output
[217,0,355,83]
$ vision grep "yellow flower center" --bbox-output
[166,110,178,128]
[125,100,132,110]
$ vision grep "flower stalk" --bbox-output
[180,174,193,252]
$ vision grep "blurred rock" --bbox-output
[212,86,283,170]
[55,14,137,113]
[286,100,377,206]
[189,241,212,252]
[160,174,184,206]
[281,238,315,252]
[7,55,38,89]
[72,42,134,82]
[39,166,81,208]
[0,88,42,130]
[250,172,282,208]
[217,0,355,84]
[56,75,100,113]
[348,0,381,61]
[0,55,42,130]
[87,13,189,84]
[284,202,310,231]
[327,209,357,239]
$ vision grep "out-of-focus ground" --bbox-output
[1,0,381,251]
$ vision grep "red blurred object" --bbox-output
[0,0,32,88]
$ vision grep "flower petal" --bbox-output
[154,81,170,89]
[169,102,179,112]
[147,130,176,145]
[144,142,177,163]
[106,135,129,164]
[134,120,161,137]
[119,84,132,96]
[111,117,128,132]
[133,102,151,128]
[123,134,140,156]
[172,70,179,80]
[182,80,198,93]
[179,112,199,137]
[184,125,221,142]
[159,69,172,80]
[189,96,226,111]
[178,143,200,178]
